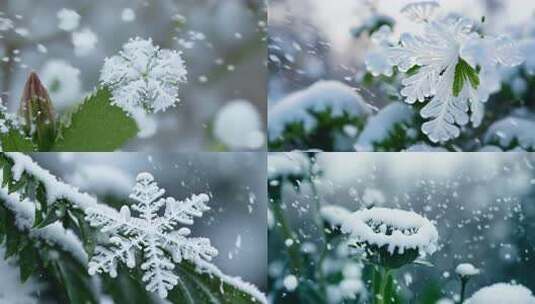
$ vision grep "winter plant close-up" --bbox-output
[0,152,267,303]
[268,153,535,303]
[0,1,266,151]
[268,0,535,151]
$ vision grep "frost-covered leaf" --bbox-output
[52,88,138,151]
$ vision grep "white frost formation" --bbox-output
[268,81,372,140]
[465,283,535,304]
[341,207,439,256]
[365,2,524,143]
[100,37,187,115]
[85,172,217,298]
[455,263,480,277]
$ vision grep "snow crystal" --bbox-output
[268,81,372,140]
[121,8,136,22]
[341,207,439,256]
[455,263,480,277]
[465,283,535,304]
[40,59,82,110]
[100,37,187,115]
[400,1,439,23]
[354,103,414,152]
[85,172,217,298]
[268,152,309,180]
[72,28,98,57]
[213,100,265,150]
[484,116,535,150]
[366,2,524,143]
[283,275,298,291]
[0,248,39,304]
[57,8,80,32]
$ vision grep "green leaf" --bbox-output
[453,58,480,97]
[55,256,99,304]
[19,242,38,282]
[34,201,65,228]
[168,261,264,304]
[4,215,20,259]
[52,88,138,151]
[0,129,36,152]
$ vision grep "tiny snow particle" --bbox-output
[37,44,48,53]
[213,100,265,150]
[14,27,29,37]
[284,239,294,247]
[72,28,98,57]
[283,275,298,291]
[100,37,187,114]
[455,263,480,277]
[121,8,136,22]
[57,8,80,31]
[40,59,82,110]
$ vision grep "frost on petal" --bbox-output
[400,1,440,23]
[100,38,187,115]
[461,35,524,69]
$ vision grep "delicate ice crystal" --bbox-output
[85,172,217,298]
[100,38,187,115]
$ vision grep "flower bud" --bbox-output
[19,72,56,150]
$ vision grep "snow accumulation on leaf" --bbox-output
[268,81,372,141]
[465,283,535,304]
[455,263,480,277]
[354,103,415,152]
[484,116,535,151]
[341,207,439,257]
[100,37,187,115]
[267,152,310,180]
[365,1,524,143]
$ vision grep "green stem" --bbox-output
[459,278,468,304]
[377,268,391,304]
[269,181,303,275]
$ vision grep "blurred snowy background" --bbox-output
[0,0,266,151]
[269,152,535,300]
[30,152,267,291]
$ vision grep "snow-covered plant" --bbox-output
[0,152,267,303]
[100,37,187,115]
[464,283,535,304]
[85,172,217,298]
[455,263,480,303]
[0,37,188,152]
[0,247,40,304]
[268,81,372,151]
[365,1,524,144]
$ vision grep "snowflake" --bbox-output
[100,37,187,114]
[85,172,218,298]
[365,3,524,143]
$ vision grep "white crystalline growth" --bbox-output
[40,59,82,110]
[268,81,372,140]
[341,207,439,256]
[465,283,535,304]
[354,103,415,152]
[484,116,535,150]
[57,8,80,32]
[366,3,524,143]
[85,172,218,298]
[213,100,265,150]
[455,263,480,277]
[100,37,187,115]
[0,248,39,304]
[267,152,310,180]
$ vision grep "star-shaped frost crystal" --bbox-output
[100,37,187,114]
[85,172,218,298]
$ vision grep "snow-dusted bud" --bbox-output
[19,72,56,149]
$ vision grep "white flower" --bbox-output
[465,283,535,304]
[100,37,187,114]
[341,207,439,256]
[40,59,82,110]
[367,10,524,143]
[400,1,440,23]
[57,8,80,32]
[72,28,98,56]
